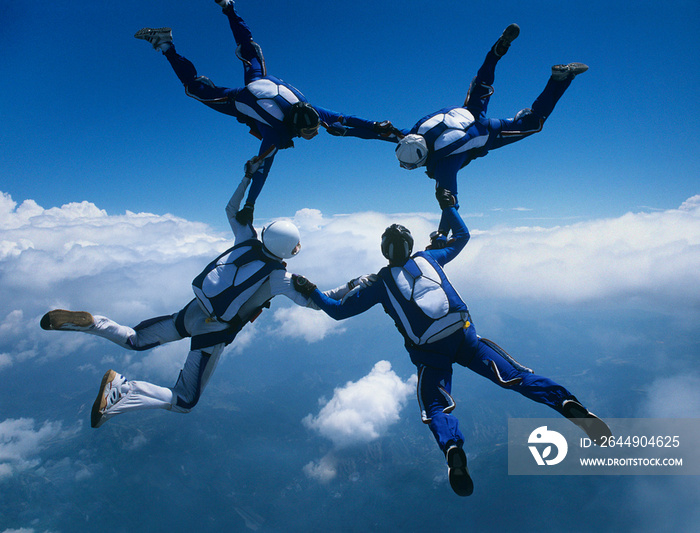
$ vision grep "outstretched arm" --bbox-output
[242,138,278,213]
[226,176,257,242]
[291,274,383,320]
[427,193,470,266]
[315,106,402,142]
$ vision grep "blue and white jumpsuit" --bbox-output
[397,47,580,233]
[309,206,577,454]
[75,178,349,424]
[162,3,387,207]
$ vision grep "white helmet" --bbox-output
[395,134,428,170]
[261,220,301,259]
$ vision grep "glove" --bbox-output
[347,274,378,290]
[373,120,397,138]
[326,122,348,136]
[244,157,263,178]
[426,230,448,250]
[235,203,254,225]
[292,274,317,297]
[435,187,457,209]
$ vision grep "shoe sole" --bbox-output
[40,310,93,330]
[563,400,612,444]
[494,23,520,56]
[91,369,116,428]
[552,63,589,79]
[134,27,172,40]
[575,414,612,445]
[501,23,520,44]
[447,447,474,497]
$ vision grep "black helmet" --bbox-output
[381,224,414,266]
[286,102,320,136]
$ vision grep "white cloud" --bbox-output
[302,361,416,482]
[303,360,416,449]
[0,418,77,481]
[271,306,345,343]
[302,453,338,483]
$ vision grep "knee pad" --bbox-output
[236,41,267,76]
[194,75,216,89]
[463,76,494,107]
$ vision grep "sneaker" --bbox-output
[493,23,520,57]
[446,444,474,497]
[215,0,233,9]
[551,62,589,81]
[40,309,94,331]
[562,399,612,445]
[91,370,128,428]
[134,27,173,50]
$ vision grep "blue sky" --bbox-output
[2,1,700,532]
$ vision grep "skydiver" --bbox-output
[40,176,369,428]
[392,24,588,242]
[290,188,612,497]
[134,0,395,224]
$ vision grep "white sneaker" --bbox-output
[91,370,128,428]
[40,309,94,331]
[551,62,589,81]
[134,27,173,50]
[215,0,233,8]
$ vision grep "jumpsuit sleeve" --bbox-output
[226,176,257,242]
[433,155,470,235]
[269,271,317,308]
[309,281,383,320]
[244,134,278,206]
[427,206,470,266]
[315,106,399,142]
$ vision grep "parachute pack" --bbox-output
[382,253,469,345]
[192,239,284,323]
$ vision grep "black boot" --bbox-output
[446,444,474,496]
[493,23,520,57]
[562,398,612,445]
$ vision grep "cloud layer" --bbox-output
[289,196,700,309]
[2,190,699,376]
[0,418,77,480]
